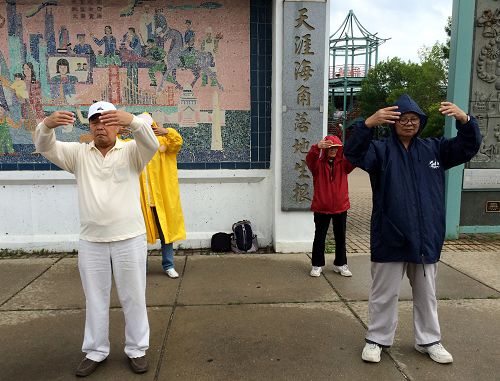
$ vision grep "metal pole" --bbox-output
[444,0,475,239]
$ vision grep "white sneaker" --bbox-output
[415,343,453,364]
[333,264,352,277]
[310,266,322,277]
[165,268,179,278]
[362,343,382,363]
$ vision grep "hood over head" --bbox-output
[393,94,428,133]
[320,135,344,160]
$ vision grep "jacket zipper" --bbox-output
[408,144,426,277]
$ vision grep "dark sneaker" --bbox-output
[75,357,104,377]
[129,355,148,374]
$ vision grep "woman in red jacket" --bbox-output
[306,135,355,277]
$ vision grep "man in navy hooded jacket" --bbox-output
[344,94,481,364]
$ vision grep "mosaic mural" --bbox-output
[0,0,256,168]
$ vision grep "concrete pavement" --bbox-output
[0,251,499,381]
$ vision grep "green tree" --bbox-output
[442,16,452,61]
[358,43,447,138]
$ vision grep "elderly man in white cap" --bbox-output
[34,102,159,377]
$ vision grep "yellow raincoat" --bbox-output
[140,125,186,244]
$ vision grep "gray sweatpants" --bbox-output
[365,262,441,347]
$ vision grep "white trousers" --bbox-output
[365,262,441,347]
[78,235,150,361]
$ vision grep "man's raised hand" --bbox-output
[317,138,333,149]
[439,102,468,124]
[365,106,401,128]
[44,111,75,129]
[98,110,134,128]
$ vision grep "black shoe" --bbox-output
[129,355,148,374]
[75,357,105,377]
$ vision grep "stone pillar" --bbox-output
[448,0,500,235]
[272,0,330,252]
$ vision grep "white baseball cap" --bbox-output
[88,101,116,119]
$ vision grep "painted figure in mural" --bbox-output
[184,19,195,46]
[145,38,166,87]
[344,95,481,364]
[179,36,197,67]
[306,135,355,279]
[73,34,95,82]
[126,113,186,279]
[21,62,45,133]
[91,25,120,67]
[11,73,28,100]
[200,27,223,86]
[34,102,159,377]
[121,27,142,57]
[22,62,45,123]
[74,33,95,56]
[153,8,168,48]
[157,22,184,88]
[50,58,78,102]
[139,3,155,44]
[0,62,43,134]
[59,25,70,50]
[157,22,223,91]
[0,102,20,155]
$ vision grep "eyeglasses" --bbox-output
[398,117,420,126]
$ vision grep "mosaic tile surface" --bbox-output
[0,0,272,170]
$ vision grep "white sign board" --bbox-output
[463,169,500,189]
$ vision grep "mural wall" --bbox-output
[0,0,264,169]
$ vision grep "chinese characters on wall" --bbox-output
[282,2,326,210]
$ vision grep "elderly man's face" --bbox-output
[89,115,119,149]
[395,112,420,140]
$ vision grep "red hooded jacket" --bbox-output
[306,135,355,214]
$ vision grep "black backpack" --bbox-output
[231,220,258,253]
[210,232,232,252]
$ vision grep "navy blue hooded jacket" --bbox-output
[344,94,481,264]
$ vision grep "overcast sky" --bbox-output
[330,0,453,63]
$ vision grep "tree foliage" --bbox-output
[442,16,452,61]
[358,42,448,138]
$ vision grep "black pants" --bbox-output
[151,207,166,245]
[311,211,347,267]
